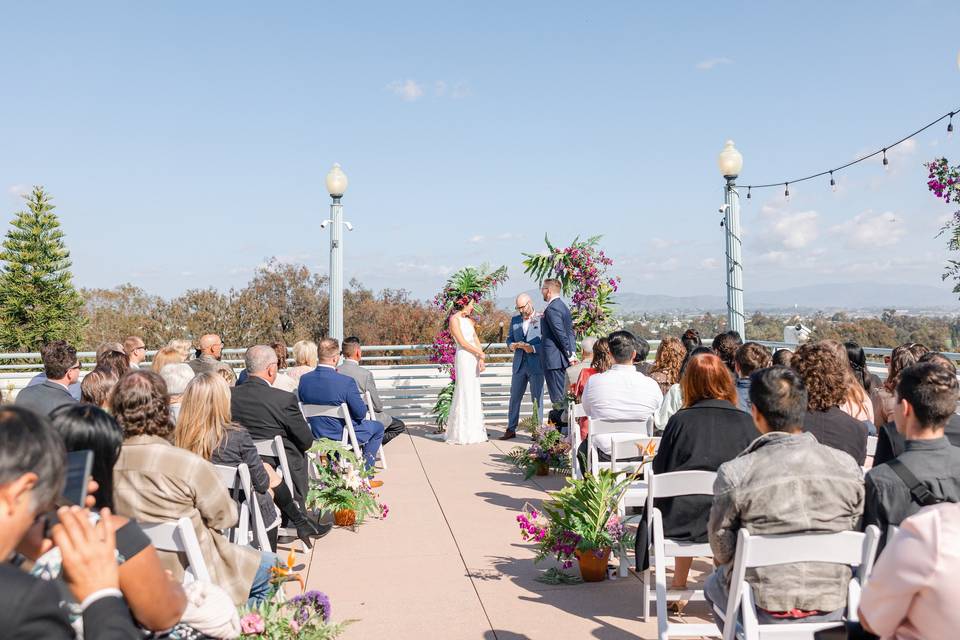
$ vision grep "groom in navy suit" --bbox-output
[539,279,577,406]
[501,292,545,440]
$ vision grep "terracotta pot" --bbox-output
[333,509,356,527]
[535,461,550,476]
[575,547,611,582]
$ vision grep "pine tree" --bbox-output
[0,187,85,350]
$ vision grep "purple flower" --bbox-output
[289,590,332,623]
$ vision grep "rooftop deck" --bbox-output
[302,419,714,639]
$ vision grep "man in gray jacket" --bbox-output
[339,337,406,446]
[705,366,864,629]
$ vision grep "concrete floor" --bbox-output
[300,422,716,640]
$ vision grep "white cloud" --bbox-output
[451,82,471,99]
[6,184,28,197]
[830,210,905,248]
[650,237,677,250]
[700,258,720,270]
[468,232,521,244]
[434,81,447,97]
[759,208,819,250]
[696,57,733,71]
[468,234,485,243]
[386,79,424,102]
[395,260,454,277]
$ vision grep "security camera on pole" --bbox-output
[718,141,745,338]
[323,163,352,344]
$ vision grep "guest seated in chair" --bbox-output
[704,366,864,630]
[231,345,315,505]
[0,406,141,639]
[339,336,406,446]
[298,337,385,469]
[651,351,759,606]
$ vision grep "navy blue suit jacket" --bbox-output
[507,314,543,375]
[297,366,369,440]
[539,298,575,370]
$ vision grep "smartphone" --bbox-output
[63,450,93,507]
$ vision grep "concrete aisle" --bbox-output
[303,422,714,640]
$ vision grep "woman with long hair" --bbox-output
[875,342,929,428]
[44,404,188,632]
[822,340,875,429]
[572,337,612,440]
[174,373,320,550]
[793,342,870,464]
[649,336,685,395]
[151,346,184,372]
[444,297,487,445]
[652,352,759,603]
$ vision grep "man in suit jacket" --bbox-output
[339,336,406,445]
[299,338,385,468]
[539,279,577,406]
[0,406,139,639]
[16,340,80,416]
[231,345,314,502]
[502,293,545,440]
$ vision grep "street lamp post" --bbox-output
[324,163,351,344]
[718,140,745,338]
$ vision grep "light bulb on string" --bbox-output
[784,183,790,201]
[882,148,889,170]
[746,187,751,200]
[829,171,837,192]
[949,113,954,138]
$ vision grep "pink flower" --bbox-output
[240,612,266,634]
[290,619,301,633]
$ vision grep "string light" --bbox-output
[746,187,751,199]
[829,171,836,192]
[739,106,959,194]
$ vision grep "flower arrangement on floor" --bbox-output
[238,589,351,638]
[924,157,960,293]
[428,264,508,431]
[522,235,620,338]
[306,439,389,528]
[516,470,636,583]
[507,402,571,478]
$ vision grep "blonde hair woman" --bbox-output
[286,340,319,383]
[173,373,321,549]
[151,346,183,373]
[167,338,193,362]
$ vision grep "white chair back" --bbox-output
[237,463,272,550]
[586,418,648,474]
[569,403,586,479]
[141,517,212,584]
[253,436,294,496]
[364,390,388,470]
[212,464,250,546]
[718,526,881,640]
[301,402,362,459]
[866,435,878,458]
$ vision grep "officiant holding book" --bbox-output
[501,293,545,441]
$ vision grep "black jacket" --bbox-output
[874,414,960,466]
[652,399,760,542]
[230,377,314,501]
[15,381,77,417]
[803,407,868,465]
[0,563,138,639]
[212,426,278,527]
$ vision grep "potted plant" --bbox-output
[516,469,636,582]
[507,403,571,478]
[306,440,389,528]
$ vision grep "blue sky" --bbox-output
[2,2,960,305]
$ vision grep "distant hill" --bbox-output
[498,283,960,314]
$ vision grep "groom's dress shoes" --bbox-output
[499,432,517,441]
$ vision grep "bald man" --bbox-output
[502,293,545,440]
[188,334,231,376]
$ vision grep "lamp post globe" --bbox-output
[718,140,743,179]
[326,163,349,198]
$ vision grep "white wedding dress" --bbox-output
[445,315,487,445]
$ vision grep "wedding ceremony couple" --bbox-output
[445,278,576,445]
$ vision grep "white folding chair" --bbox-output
[570,403,586,480]
[253,436,294,496]
[715,526,881,640]
[214,463,273,551]
[141,517,212,584]
[301,402,361,458]
[363,390,388,470]
[642,468,720,640]
[212,464,250,546]
[586,418,649,475]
